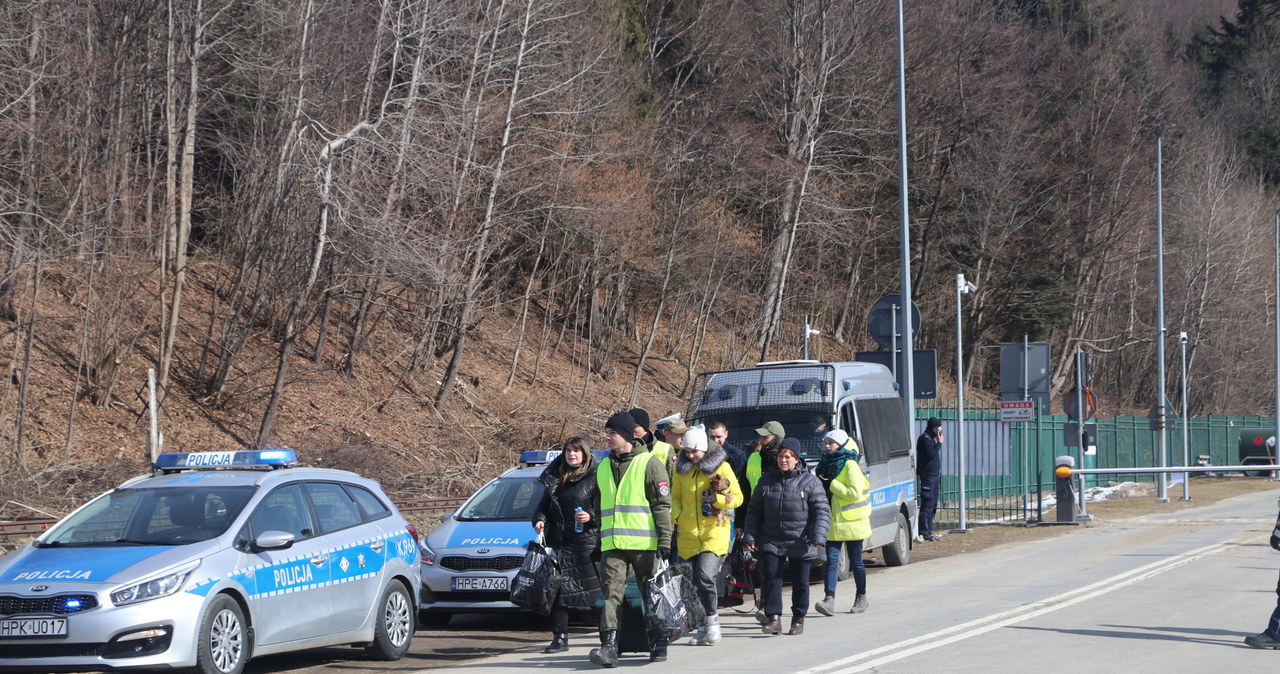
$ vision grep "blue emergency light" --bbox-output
[154,449,298,471]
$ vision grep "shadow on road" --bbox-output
[1007,623,1250,647]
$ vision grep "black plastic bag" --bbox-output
[509,536,558,615]
[643,560,706,642]
[723,539,755,607]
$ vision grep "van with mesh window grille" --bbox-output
[687,360,917,573]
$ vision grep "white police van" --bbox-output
[688,361,917,569]
[0,450,420,674]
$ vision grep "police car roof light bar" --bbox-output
[154,449,299,473]
[519,449,610,466]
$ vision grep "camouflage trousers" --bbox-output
[598,548,659,632]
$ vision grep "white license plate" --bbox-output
[451,576,508,591]
[0,617,68,638]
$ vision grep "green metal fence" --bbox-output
[914,399,1273,529]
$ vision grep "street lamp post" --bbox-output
[896,0,915,431]
[1154,124,1175,503]
[1179,332,1190,501]
[956,274,977,532]
[1274,208,1280,479]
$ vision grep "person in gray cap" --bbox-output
[916,417,945,542]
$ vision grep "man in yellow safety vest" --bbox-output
[589,411,674,667]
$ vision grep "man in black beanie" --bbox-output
[629,407,653,444]
[590,411,674,667]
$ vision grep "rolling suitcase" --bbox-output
[616,577,649,654]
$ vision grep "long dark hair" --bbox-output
[559,436,594,484]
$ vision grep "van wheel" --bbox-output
[882,513,911,567]
[195,595,247,674]
[366,581,414,660]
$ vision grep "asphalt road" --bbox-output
[388,485,1280,673]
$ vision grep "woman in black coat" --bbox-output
[743,438,830,637]
[532,437,602,653]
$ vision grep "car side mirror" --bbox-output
[251,530,296,552]
[440,512,454,523]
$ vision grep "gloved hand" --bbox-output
[1271,525,1280,551]
[658,547,671,561]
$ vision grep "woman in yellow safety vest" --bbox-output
[813,429,870,616]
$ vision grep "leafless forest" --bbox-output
[1,0,1278,509]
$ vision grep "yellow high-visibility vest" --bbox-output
[746,452,763,490]
[598,452,657,551]
[650,441,673,465]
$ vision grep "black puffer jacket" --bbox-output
[532,454,602,610]
[743,460,830,560]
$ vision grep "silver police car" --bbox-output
[0,449,420,673]
[418,452,563,625]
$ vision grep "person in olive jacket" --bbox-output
[532,437,602,654]
[743,438,830,637]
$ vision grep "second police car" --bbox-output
[0,449,420,674]
[418,451,587,624]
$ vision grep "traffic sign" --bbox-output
[1000,400,1035,422]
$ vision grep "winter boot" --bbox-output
[589,630,618,668]
[850,593,869,614]
[762,614,782,635]
[649,637,669,662]
[704,615,722,644]
[1245,632,1280,649]
[788,615,805,635]
[814,594,835,616]
[543,632,569,653]
[692,615,721,645]
[687,626,707,646]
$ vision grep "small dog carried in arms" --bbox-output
[703,473,732,527]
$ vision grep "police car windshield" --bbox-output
[40,486,255,547]
[697,409,832,462]
[455,474,543,521]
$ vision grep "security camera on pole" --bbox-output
[955,274,977,532]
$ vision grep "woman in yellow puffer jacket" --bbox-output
[672,424,743,645]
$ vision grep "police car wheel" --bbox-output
[366,581,414,661]
[196,595,247,674]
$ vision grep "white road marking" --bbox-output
[795,538,1242,674]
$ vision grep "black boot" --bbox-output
[544,632,569,653]
[589,630,618,668]
[649,637,668,662]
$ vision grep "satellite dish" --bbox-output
[867,294,921,350]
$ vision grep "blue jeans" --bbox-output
[824,539,866,597]
[760,551,811,618]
